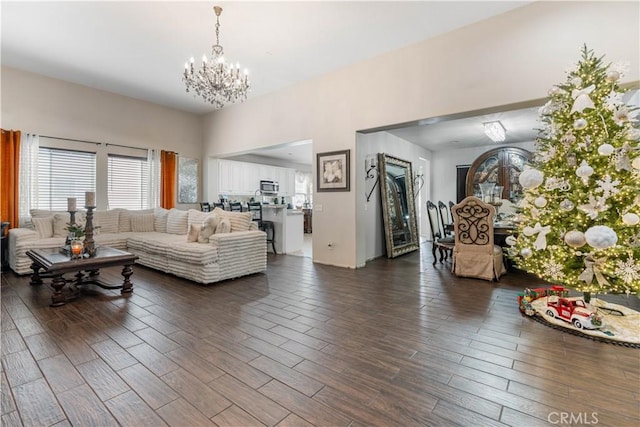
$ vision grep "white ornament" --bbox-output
[519,168,544,190]
[564,230,586,248]
[543,260,566,281]
[595,175,620,199]
[585,225,618,249]
[614,256,640,285]
[606,70,620,82]
[573,118,588,130]
[520,248,532,258]
[570,85,596,114]
[579,195,609,219]
[622,213,640,226]
[534,196,547,208]
[632,157,640,170]
[560,199,575,211]
[597,143,615,156]
[523,226,535,237]
[505,235,517,246]
[575,160,594,184]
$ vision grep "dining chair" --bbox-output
[229,202,243,212]
[438,201,453,236]
[451,196,506,281]
[426,201,454,265]
[200,202,211,212]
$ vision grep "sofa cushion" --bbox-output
[116,208,155,233]
[94,210,120,234]
[31,217,54,239]
[126,232,219,264]
[213,208,253,232]
[53,212,86,238]
[154,207,169,233]
[187,209,212,228]
[166,209,189,235]
[131,213,155,232]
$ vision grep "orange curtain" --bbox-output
[1,129,21,229]
[160,150,177,209]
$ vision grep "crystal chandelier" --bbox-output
[483,121,506,142]
[183,6,250,108]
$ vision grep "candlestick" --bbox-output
[83,206,96,257]
[67,197,77,212]
[85,191,96,208]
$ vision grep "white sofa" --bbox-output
[8,207,267,284]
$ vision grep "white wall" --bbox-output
[1,67,203,209]
[356,132,432,263]
[200,1,640,268]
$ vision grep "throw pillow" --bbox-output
[187,209,212,228]
[197,213,220,243]
[31,217,54,239]
[52,213,86,238]
[166,208,189,235]
[187,224,201,242]
[215,218,231,234]
[94,210,120,234]
[116,208,154,232]
[212,208,253,232]
[130,213,155,232]
[154,207,169,233]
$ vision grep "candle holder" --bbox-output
[83,206,97,257]
[70,240,84,259]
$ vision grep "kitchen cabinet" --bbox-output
[465,147,532,202]
[213,159,296,197]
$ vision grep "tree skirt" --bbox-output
[522,293,640,347]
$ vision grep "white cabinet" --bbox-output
[214,159,296,197]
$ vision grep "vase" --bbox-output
[479,182,496,204]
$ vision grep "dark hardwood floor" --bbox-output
[2,245,639,426]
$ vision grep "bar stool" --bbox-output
[247,203,276,254]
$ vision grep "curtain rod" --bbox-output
[40,135,178,155]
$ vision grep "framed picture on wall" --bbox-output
[317,149,350,192]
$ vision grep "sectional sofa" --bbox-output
[8,207,267,284]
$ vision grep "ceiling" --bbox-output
[2,1,548,164]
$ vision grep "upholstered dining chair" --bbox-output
[451,196,507,281]
[426,201,454,265]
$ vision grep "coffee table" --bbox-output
[27,246,138,307]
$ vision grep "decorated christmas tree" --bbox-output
[509,46,640,296]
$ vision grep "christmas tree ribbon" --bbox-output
[570,84,596,114]
[578,255,610,286]
[531,222,551,250]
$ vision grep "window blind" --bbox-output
[37,147,96,210]
[108,154,149,209]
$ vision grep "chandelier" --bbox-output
[183,6,250,108]
[483,121,506,142]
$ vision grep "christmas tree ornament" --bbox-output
[578,255,610,286]
[560,199,575,211]
[566,152,577,167]
[564,230,587,248]
[632,157,640,170]
[622,212,640,226]
[595,175,620,198]
[613,143,632,171]
[606,70,620,82]
[614,255,640,285]
[628,128,640,140]
[534,196,548,208]
[548,86,562,96]
[505,235,517,246]
[520,248,532,258]
[561,131,576,145]
[519,168,544,189]
[585,225,618,249]
[597,143,615,156]
[573,118,588,130]
[575,160,594,184]
[579,195,608,219]
[570,84,596,114]
[570,76,582,86]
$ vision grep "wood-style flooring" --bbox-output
[2,245,639,426]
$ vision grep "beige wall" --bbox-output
[202,1,640,267]
[1,67,202,157]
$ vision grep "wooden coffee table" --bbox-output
[27,246,138,307]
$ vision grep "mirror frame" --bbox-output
[378,153,420,258]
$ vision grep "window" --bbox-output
[108,154,149,209]
[38,147,96,210]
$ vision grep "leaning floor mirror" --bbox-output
[378,153,420,258]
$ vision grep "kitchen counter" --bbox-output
[262,206,303,254]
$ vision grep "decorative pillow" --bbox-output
[213,208,253,232]
[52,213,86,238]
[215,218,231,234]
[32,217,54,239]
[94,210,120,234]
[166,208,189,235]
[187,224,201,242]
[116,208,154,233]
[154,207,169,233]
[197,213,220,243]
[130,213,155,232]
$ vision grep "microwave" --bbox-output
[260,180,279,195]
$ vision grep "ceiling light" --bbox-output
[483,121,506,143]
[183,6,250,108]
